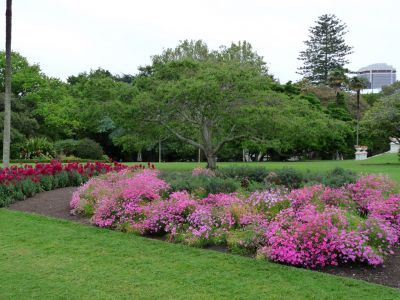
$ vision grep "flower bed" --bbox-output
[0,160,149,207]
[71,169,400,269]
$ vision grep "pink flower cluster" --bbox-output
[261,175,399,268]
[192,167,215,176]
[70,169,169,227]
[71,172,400,269]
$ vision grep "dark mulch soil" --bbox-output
[9,187,90,224]
[8,188,400,289]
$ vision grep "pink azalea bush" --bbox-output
[192,167,215,176]
[71,172,400,269]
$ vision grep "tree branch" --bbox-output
[214,125,246,153]
[162,122,204,151]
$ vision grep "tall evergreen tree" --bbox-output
[298,14,353,84]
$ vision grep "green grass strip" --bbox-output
[1,209,399,299]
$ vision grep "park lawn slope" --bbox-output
[0,209,399,300]
[147,153,400,183]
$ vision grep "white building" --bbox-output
[357,63,396,92]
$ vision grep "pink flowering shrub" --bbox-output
[71,172,400,269]
[70,169,170,227]
[259,204,396,268]
[192,167,215,176]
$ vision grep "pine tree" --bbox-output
[298,14,353,85]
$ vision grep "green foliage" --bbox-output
[381,80,400,96]
[305,167,357,187]
[55,139,79,156]
[129,40,274,168]
[326,103,353,121]
[272,168,304,189]
[75,138,104,160]
[361,93,400,153]
[163,172,240,197]
[227,226,263,256]
[19,137,55,159]
[55,138,104,160]
[216,166,270,182]
[40,175,55,191]
[54,171,70,188]
[298,14,353,84]
[20,178,41,197]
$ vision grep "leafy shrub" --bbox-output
[19,137,55,159]
[40,175,54,191]
[55,139,79,156]
[74,138,104,160]
[227,226,267,256]
[271,168,304,189]
[306,167,357,187]
[216,166,269,182]
[20,178,41,197]
[165,173,240,197]
[55,138,104,160]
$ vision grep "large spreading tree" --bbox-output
[130,40,273,169]
[298,14,353,84]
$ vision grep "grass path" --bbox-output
[1,209,399,299]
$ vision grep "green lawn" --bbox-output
[1,209,399,299]
[143,153,400,183]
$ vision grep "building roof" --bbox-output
[358,63,396,72]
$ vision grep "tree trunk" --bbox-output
[356,90,360,146]
[3,0,12,167]
[137,150,142,162]
[257,151,264,161]
[158,139,162,163]
[206,153,217,170]
[198,147,201,163]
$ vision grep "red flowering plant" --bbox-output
[0,160,152,207]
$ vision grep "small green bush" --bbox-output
[216,166,270,183]
[55,139,79,156]
[164,172,240,196]
[54,171,70,188]
[20,179,41,197]
[272,168,304,189]
[55,138,104,160]
[227,226,266,256]
[74,138,104,160]
[40,175,54,191]
[305,168,357,188]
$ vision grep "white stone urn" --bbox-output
[355,145,368,160]
[389,137,400,153]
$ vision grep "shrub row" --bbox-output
[162,167,357,196]
[71,169,400,269]
[216,166,357,188]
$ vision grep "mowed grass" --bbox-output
[141,153,400,183]
[1,210,399,300]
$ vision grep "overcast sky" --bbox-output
[5,0,400,82]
